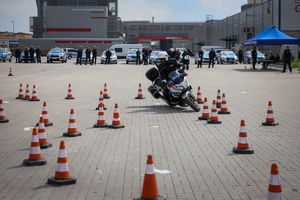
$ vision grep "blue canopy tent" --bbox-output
[244,26,300,46]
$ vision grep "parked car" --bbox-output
[20,51,36,63]
[64,48,77,59]
[216,50,238,64]
[194,50,210,64]
[100,51,118,64]
[149,51,167,64]
[126,49,142,64]
[244,50,266,64]
[0,48,12,62]
[47,47,67,63]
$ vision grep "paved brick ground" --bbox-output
[0,60,299,200]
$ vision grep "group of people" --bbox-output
[196,48,216,68]
[76,46,98,65]
[14,46,41,63]
[135,47,152,65]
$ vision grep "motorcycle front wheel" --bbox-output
[183,92,200,112]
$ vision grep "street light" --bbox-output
[12,20,15,34]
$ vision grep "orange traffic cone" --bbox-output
[94,103,107,128]
[218,93,231,114]
[30,85,40,101]
[198,97,209,120]
[267,163,283,200]
[65,83,75,100]
[134,155,166,200]
[48,141,76,186]
[96,91,107,110]
[108,104,125,129]
[135,83,145,99]
[63,109,82,137]
[23,84,31,100]
[262,101,279,126]
[36,102,53,127]
[37,116,52,149]
[196,86,204,104]
[103,83,110,99]
[23,128,47,166]
[16,83,24,99]
[207,100,222,124]
[216,89,222,108]
[232,120,254,154]
[0,99,9,123]
[8,67,13,76]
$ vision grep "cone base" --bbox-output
[262,122,279,126]
[23,158,47,166]
[232,147,254,154]
[133,196,166,200]
[103,96,110,99]
[16,97,23,99]
[0,119,9,123]
[197,101,204,104]
[216,105,221,108]
[40,143,52,149]
[47,177,76,186]
[36,122,53,127]
[22,98,30,101]
[63,132,82,137]
[94,123,108,128]
[108,124,125,129]
[8,74,13,76]
[96,107,107,110]
[218,111,231,114]
[135,96,145,99]
[65,97,75,100]
[198,116,209,120]
[29,99,40,102]
[207,120,222,124]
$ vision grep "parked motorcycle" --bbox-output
[145,64,200,112]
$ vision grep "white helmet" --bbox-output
[158,51,169,61]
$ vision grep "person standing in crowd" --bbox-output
[197,48,204,68]
[251,46,257,70]
[15,47,21,63]
[92,46,97,65]
[208,48,216,68]
[142,47,149,65]
[282,46,292,73]
[85,47,91,65]
[182,49,192,70]
[175,48,180,61]
[29,46,35,63]
[136,49,141,65]
[76,46,83,65]
[238,49,243,64]
[36,46,41,63]
[105,49,112,64]
[24,47,29,63]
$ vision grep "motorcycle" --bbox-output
[145,64,200,112]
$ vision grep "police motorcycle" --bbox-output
[145,52,200,112]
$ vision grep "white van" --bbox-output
[110,44,143,58]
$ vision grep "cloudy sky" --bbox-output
[0,0,247,33]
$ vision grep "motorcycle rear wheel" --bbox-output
[184,93,200,112]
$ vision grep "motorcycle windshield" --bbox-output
[168,70,183,84]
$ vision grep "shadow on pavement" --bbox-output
[233,68,280,73]
[32,184,52,190]
[126,104,193,114]
[7,164,24,170]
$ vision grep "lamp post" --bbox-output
[12,20,15,34]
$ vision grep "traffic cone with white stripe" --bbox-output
[63,109,81,137]
[196,86,204,104]
[108,104,125,129]
[36,102,53,127]
[135,83,145,99]
[23,84,31,100]
[198,97,210,120]
[16,83,24,99]
[48,141,76,186]
[232,120,254,154]
[218,93,231,114]
[8,67,13,76]
[0,99,9,123]
[216,89,222,108]
[207,100,222,124]
[262,101,279,126]
[65,84,75,100]
[30,85,40,101]
[134,155,166,200]
[38,116,52,149]
[23,128,47,166]
[103,83,110,99]
[96,91,107,110]
[94,103,107,128]
[268,163,283,200]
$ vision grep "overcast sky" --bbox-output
[0,0,247,33]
